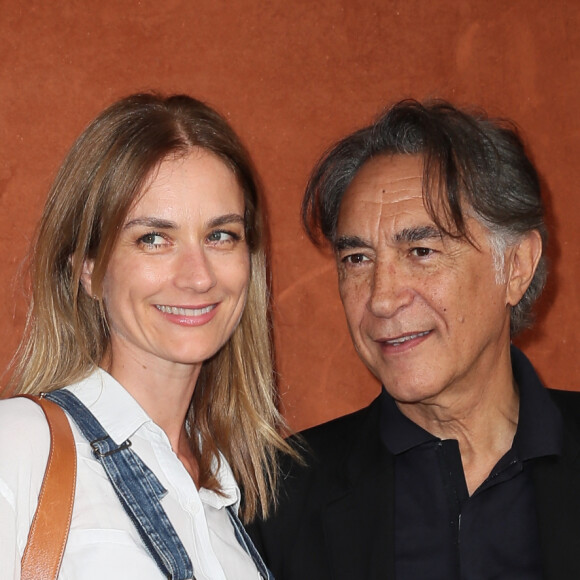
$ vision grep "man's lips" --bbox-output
[376,330,431,347]
[155,304,217,316]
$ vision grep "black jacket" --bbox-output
[248,388,580,579]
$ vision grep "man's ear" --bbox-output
[80,258,96,298]
[506,230,543,307]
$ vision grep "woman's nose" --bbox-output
[174,246,217,293]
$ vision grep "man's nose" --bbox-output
[368,258,413,318]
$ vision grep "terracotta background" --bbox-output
[0,1,578,431]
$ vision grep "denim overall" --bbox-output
[46,389,274,580]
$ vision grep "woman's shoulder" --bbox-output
[0,397,54,573]
[0,396,51,486]
[0,395,51,436]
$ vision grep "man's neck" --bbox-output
[396,352,520,495]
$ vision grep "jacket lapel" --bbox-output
[321,398,396,580]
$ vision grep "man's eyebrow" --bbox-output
[334,226,443,251]
[334,235,372,252]
[393,225,443,244]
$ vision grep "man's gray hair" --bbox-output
[302,99,547,335]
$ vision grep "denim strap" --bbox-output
[46,389,193,580]
[226,505,274,580]
[47,389,275,580]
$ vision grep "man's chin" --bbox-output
[381,376,444,406]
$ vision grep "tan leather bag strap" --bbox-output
[19,395,77,580]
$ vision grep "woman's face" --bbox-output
[82,150,250,374]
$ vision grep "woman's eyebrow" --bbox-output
[207,214,245,228]
[123,217,177,230]
[123,213,245,231]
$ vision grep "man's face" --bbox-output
[335,154,518,408]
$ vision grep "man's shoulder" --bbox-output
[547,388,580,431]
[547,387,580,406]
[272,394,384,505]
[291,394,382,466]
[247,395,385,553]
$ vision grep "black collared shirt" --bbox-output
[380,346,563,580]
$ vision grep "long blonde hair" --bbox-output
[10,93,293,521]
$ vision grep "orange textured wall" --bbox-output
[0,1,578,431]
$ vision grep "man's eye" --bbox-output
[139,233,165,247]
[343,253,368,265]
[410,247,434,258]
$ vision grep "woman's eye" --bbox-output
[207,230,240,244]
[139,233,165,247]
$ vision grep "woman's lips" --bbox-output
[155,303,219,326]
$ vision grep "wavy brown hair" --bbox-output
[10,93,292,521]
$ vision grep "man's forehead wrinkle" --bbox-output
[351,174,422,203]
[339,196,436,244]
[338,156,431,249]
[380,172,423,187]
[377,189,422,203]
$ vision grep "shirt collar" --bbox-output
[379,388,437,455]
[64,367,152,444]
[64,368,243,509]
[199,455,241,510]
[510,345,563,460]
[379,345,563,459]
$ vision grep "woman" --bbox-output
[0,93,291,579]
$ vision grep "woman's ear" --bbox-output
[80,259,96,298]
[506,230,543,307]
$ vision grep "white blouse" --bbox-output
[0,369,260,580]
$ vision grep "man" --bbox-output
[248,100,580,579]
